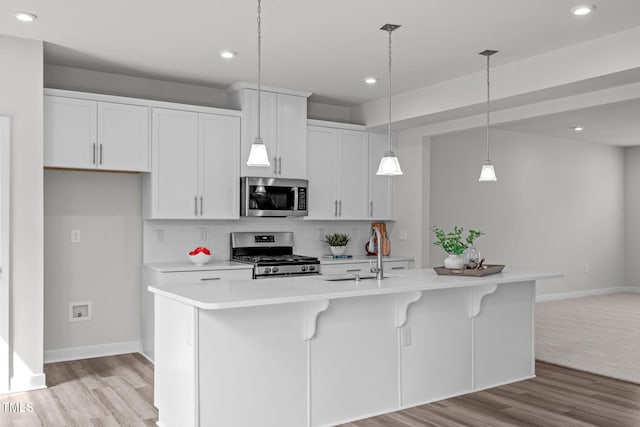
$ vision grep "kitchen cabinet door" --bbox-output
[151,108,199,218]
[199,113,241,219]
[44,96,97,169]
[97,102,150,171]
[368,132,394,220]
[241,89,277,177]
[338,130,369,219]
[276,93,307,178]
[307,126,340,219]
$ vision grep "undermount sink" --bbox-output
[321,273,403,282]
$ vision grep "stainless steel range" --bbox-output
[230,231,320,279]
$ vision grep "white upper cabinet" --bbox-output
[44,95,150,172]
[307,125,368,220]
[228,85,310,179]
[145,108,240,220]
[198,113,240,219]
[368,132,395,220]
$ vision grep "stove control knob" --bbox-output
[309,265,316,271]
[264,267,271,273]
[301,266,307,272]
[272,267,279,273]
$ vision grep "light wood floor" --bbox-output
[1,355,639,426]
[0,353,156,426]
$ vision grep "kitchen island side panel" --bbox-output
[474,281,535,389]
[197,303,308,427]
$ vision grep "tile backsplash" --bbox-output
[143,217,388,263]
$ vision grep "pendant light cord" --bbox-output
[485,54,490,162]
[257,0,262,140]
[387,28,392,153]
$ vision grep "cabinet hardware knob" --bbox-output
[194,196,198,216]
[200,277,221,281]
[92,143,96,165]
[99,144,103,165]
[200,196,203,216]
[338,200,342,217]
[278,156,282,175]
[334,200,338,217]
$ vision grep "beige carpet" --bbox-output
[536,292,640,384]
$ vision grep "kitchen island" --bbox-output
[149,268,561,427]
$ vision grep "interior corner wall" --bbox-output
[624,146,640,288]
[430,128,625,296]
[0,34,45,390]
[390,128,430,268]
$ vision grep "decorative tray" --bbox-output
[433,264,505,277]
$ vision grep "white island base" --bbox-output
[149,269,560,427]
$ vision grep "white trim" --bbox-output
[307,119,366,131]
[226,82,312,98]
[536,286,640,303]
[44,341,141,363]
[0,117,10,394]
[9,373,46,393]
[43,88,243,117]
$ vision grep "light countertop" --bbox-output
[148,268,562,310]
[144,261,253,273]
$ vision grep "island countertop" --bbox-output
[148,268,562,310]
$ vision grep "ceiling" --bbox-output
[498,99,640,147]
[2,0,640,105]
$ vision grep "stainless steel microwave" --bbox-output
[240,177,308,217]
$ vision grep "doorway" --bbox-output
[0,116,10,393]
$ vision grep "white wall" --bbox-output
[387,128,429,267]
[44,170,142,356]
[144,219,375,264]
[624,146,640,288]
[44,64,352,122]
[0,35,45,391]
[429,128,625,296]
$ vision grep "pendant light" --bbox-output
[376,24,403,176]
[246,0,271,167]
[478,49,498,182]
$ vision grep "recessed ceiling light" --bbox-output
[364,77,377,85]
[572,126,584,132]
[571,5,595,16]
[220,51,237,59]
[14,11,37,22]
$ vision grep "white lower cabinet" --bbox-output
[307,125,368,219]
[141,265,253,361]
[144,108,240,219]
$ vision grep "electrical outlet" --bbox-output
[71,229,81,243]
[156,229,165,242]
[399,229,408,241]
[400,327,412,346]
[69,301,92,322]
[200,228,208,242]
[318,228,325,241]
[584,263,590,274]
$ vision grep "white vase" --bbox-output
[444,254,464,269]
[330,246,346,256]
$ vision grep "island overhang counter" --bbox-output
[149,268,561,427]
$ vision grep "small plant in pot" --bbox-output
[432,226,483,269]
[324,233,351,256]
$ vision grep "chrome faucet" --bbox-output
[369,226,384,280]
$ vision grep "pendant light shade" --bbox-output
[247,137,270,166]
[376,24,403,176]
[247,0,270,167]
[478,49,498,182]
[479,161,497,182]
[377,151,403,175]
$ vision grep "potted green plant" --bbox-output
[324,233,351,256]
[432,226,483,269]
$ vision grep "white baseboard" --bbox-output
[9,373,46,393]
[44,340,141,363]
[536,286,640,303]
